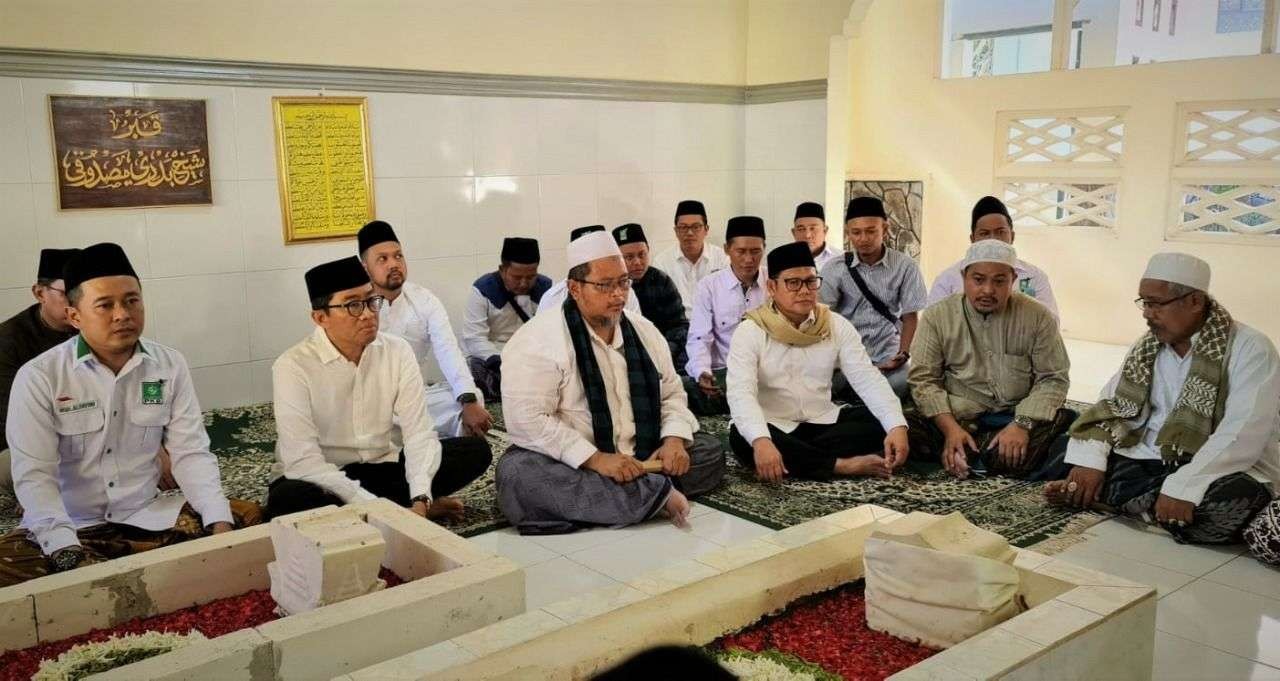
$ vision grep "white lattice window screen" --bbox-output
[1169,100,1280,243]
[994,108,1125,230]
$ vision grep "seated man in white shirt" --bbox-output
[727,242,909,482]
[653,200,730,318]
[927,196,1059,317]
[537,225,641,316]
[496,232,726,535]
[791,202,841,271]
[357,220,493,438]
[1,243,259,586]
[461,237,552,401]
[264,257,492,523]
[1047,253,1278,545]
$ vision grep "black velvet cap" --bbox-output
[766,241,816,277]
[38,248,79,281]
[725,215,766,242]
[845,196,887,221]
[674,200,707,222]
[62,243,138,293]
[501,237,540,264]
[793,202,825,222]
[612,223,647,246]
[569,225,606,242]
[357,220,398,254]
[971,196,1012,232]
[305,256,370,306]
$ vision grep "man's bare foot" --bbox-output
[663,489,691,528]
[426,496,465,522]
[833,454,891,478]
[1043,480,1070,506]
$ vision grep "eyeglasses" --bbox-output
[573,277,633,294]
[322,295,386,317]
[674,224,707,234]
[781,276,823,292]
[46,286,67,297]
[1133,292,1192,311]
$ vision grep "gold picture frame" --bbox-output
[272,96,376,244]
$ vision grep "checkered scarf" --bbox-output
[562,299,663,460]
[1070,301,1234,464]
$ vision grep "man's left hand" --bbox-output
[1154,494,1195,527]
[207,521,234,535]
[461,403,493,436]
[876,353,907,372]
[882,426,909,469]
[652,437,691,477]
[987,422,1030,468]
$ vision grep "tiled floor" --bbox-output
[463,337,1280,678]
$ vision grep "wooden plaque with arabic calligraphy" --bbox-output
[272,97,376,244]
[50,95,213,210]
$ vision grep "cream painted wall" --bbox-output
[0,0,749,85]
[746,0,852,84]
[840,0,1280,346]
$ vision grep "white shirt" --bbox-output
[928,257,1059,319]
[461,286,537,360]
[272,328,442,503]
[378,281,480,402]
[685,268,768,378]
[1065,322,1280,505]
[812,245,842,271]
[726,310,907,443]
[653,244,730,317]
[536,279,641,316]
[501,307,698,468]
[6,336,232,555]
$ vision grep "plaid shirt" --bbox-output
[632,266,689,371]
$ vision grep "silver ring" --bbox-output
[1067,481,1079,492]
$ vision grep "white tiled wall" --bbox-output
[0,76,825,409]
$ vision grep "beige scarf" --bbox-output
[745,301,832,347]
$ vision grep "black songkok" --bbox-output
[569,225,606,242]
[767,241,816,276]
[674,200,707,222]
[38,248,80,282]
[500,237,540,264]
[612,223,648,246]
[63,243,138,293]
[356,220,399,254]
[725,215,766,242]
[971,196,1012,232]
[845,196,887,221]
[306,256,370,307]
[793,202,825,222]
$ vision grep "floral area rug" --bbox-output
[0,401,1108,550]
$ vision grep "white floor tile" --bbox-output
[1154,631,1280,680]
[1063,338,1129,404]
[1156,580,1280,668]
[1055,540,1197,597]
[1204,555,1280,601]
[686,501,717,519]
[567,522,723,583]
[1081,518,1243,577]
[683,509,774,546]
[522,525,639,556]
[466,528,559,567]
[522,557,621,611]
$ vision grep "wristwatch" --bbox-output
[1012,415,1038,430]
[411,494,432,506]
[457,392,478,405]
[49,546,86,572]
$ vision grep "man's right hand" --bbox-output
[752,438,788,483]
[697,372,721,397]
[1064,466,1106,508]
[583,451,646,483]
[941,424,977,479]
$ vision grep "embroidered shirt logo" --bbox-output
[141,380,165,405]
[1019,278,1037,297]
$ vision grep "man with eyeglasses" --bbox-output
[791,202,841,271]
[461,236,552,402]
[684,216,769,416]
[927,196,1058,318]
[537,225,642,316]
[612,223,689,371]
[265,256,492,523]
[1048,253,1278,548]
[2,243,259,586]
[357,220,493,438]
[653,200,730,318]
[907,240,1074,480]
[0,249,79,494]
[819,197,927,400]
[727,242,909,483]
[496,231,725,534]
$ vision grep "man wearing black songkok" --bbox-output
[612,223,689,370]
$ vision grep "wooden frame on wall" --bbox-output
[272,96,376,244]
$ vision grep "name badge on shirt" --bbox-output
[55,398,98,414]
[141,380,165,405]
[1019,278,1037,297]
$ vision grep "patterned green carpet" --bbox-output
[0,401,1107,551]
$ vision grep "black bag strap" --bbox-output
[845,252,898,325]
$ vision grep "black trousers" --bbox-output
[728,405,887,481]
[264,436,493,519]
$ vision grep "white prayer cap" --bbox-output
[566,230,622,269]
[1143,252,1210,291]
[961,239,1018,271]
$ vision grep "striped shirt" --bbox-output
[818,248,927,363]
